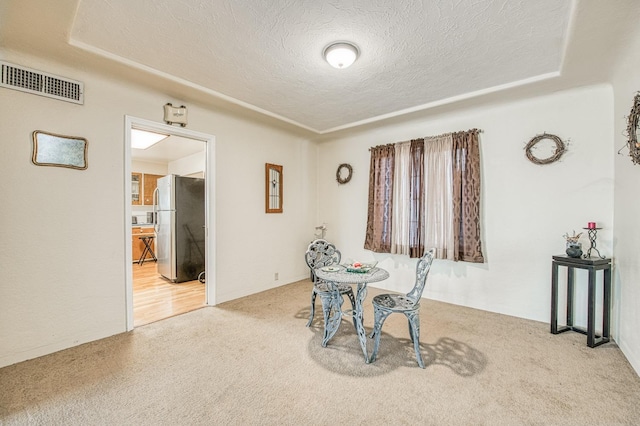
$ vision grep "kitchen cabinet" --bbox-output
[132,227,155,262]
[143,173,163,205]
[131,172,164,206]
[131,172,142,205]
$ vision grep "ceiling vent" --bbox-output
[0,61,84,104]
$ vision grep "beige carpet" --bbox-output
[1,280,639,425]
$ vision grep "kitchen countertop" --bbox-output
[132,223,154,227]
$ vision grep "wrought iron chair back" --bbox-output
[304,239,356,331]
[406,248,436,304]
[305,239,341,274]
[369,248,436,368]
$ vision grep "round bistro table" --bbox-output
[314,265,389,363]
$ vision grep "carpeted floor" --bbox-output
[1,279,639,425]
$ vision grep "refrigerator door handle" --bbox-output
[153,187,159,233]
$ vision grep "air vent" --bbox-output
[0,61,84,104]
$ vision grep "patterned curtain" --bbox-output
[391,142,412,255]
[390,140,425,258]
[452,130,484,262]
[365,130,484,263]
[423,134,455,260]
[364,144,395,253]
[408,139,425,258]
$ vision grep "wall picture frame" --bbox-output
[265,163,283,213]
[32,130,88,170]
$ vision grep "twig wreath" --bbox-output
[625,92,640,165]
[336,163,353,184]
[524,133,566,165]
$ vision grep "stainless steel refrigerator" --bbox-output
[154,175,205,283]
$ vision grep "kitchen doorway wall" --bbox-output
[124,116,216,331]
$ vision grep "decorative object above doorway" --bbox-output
[624,92,640,165]
[163,103,188,127]
[336,163,353,184]
[524,133,566,165]
[31,130,88,170]
[265,163,283,213]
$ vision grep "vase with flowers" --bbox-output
[563,230,583,258]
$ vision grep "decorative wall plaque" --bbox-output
[265,163,283,213]
[32,130,87,170]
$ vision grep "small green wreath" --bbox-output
[336,163,353,184]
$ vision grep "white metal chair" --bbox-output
[369,248,436,368]
[305,239,356,329]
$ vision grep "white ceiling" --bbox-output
[2,1,638,136]
[69,0,572,134]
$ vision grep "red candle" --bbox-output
[588,222,596,229]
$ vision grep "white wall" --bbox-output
[132,160,169,175]
[611,24,640,374]
[0,50,317,368]
[316,85,614,326]
[168,151,205,177]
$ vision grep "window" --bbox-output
[364,130,484,262]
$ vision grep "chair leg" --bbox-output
[306,289,317,327]
[406,311,424,368]
[408,318,414,342]
[369,306,391,364]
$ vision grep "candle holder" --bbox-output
[582,227,605,259]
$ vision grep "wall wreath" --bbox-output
[624,92,640,165]
[336,163,353,184]
[524,133,566,165]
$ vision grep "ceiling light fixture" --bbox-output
[323,42,359,69]
[131,129,169,150]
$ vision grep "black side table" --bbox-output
[551,255,611,347]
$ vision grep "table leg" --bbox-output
[567,266,574,328]
[145,238,157,261]
[354,283,369,363]
[603,267,611,341]
[321,285,343,347]
[587,267,596,348]
[138,237,157,265]
[551,262,559,333]
[138,242,149,265]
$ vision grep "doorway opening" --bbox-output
[124,116,216,330]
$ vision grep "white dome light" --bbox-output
[323,42,359,69]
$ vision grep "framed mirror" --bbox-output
[626,92,640,165]
[265,163,283,213]
[32,130,87,170]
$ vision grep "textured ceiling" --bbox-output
[69,0,572,134]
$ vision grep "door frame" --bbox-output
[124,115,216,331]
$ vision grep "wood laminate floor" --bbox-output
[133,261,205,327]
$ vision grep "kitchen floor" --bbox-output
[133,261,205,327]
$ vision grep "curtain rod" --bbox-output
[425,128,483,139]
[368,129,483,151]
